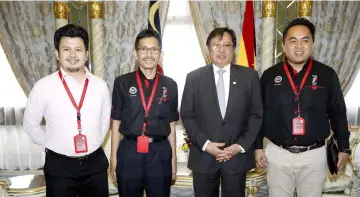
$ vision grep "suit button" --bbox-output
[221,121,225,126]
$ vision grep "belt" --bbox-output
[45,147,102,161]
[124,135,167,143]
[273,141,325,153]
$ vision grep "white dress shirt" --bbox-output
[23,68,111,157]
[202,64,245,153]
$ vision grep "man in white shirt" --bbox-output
[180,27,263,197]
[23,24,111,197]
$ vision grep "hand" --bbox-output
[337,152,349,171]
[110,157,117,182]
[216,144,242,162]
[205,142,226,157]
[255,149,267,168]
[172,156,177,180]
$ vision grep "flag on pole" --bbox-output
[236,0,256,70]
[148,0,164,75]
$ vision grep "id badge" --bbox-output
[74,134,88,153]
[137,135,149,153]
[292,117,305,136]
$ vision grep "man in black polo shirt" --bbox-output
[255,18,350,197]
[109,29,179,197]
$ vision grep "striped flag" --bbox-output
[148,0,164,75]
[236,0,256,70]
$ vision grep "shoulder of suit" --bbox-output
[187,64,210,78]
[231,64,258,76]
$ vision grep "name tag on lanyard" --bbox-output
[135,71,159,153]
[59,71,89,153]
[137,135,149,153]
[283,59,313,136]
[74,134,88,153]
[292,117,305,136]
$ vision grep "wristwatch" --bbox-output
[341,149,351,154]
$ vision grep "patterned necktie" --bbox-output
[217,70,226,118]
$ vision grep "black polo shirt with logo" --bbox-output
[255,59,349,151]
[111,70,179,136]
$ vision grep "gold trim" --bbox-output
[149,1,160,33]
[262,1,276,18]
[298,0,313,17]
[89,1,104,19]
[0,20,29,96]
[54,1,69,19]
[7,186,46,194]
[189,1,211,64]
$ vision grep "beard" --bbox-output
[65,67,81,73]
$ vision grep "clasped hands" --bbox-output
[205,142,242,162]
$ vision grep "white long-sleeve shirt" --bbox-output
[23,68,111,157]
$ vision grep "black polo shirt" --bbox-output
[111,70,179,136]
[255,59,349,151]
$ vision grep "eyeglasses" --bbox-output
[211,44,234,51]
[137,47,161,54]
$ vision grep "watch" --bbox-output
[341,149,351,154]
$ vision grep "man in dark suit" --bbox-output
[180,27,263,197]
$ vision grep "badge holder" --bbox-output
[292,98,305,136]
[74,131,88,153]
[74,113,88,153]
[137,130,149,153]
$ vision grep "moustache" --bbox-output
[142,58,155,61]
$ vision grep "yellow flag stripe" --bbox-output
[237,36,249,67]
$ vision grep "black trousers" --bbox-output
[116,138,173,197]
[193,169,247,197]
[44,148,109,197]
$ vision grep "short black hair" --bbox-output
[54,24,89,51]
[206,27,237,48]
[134,29,162,50]
[282,18,315,42]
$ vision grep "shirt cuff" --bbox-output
[239,145,245,153]
[202,140,211,151]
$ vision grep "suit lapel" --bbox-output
[204,65,223,120]
[225,64,239,119]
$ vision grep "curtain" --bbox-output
[103,1,169,92]
[0,1,56,96]
[189,1,262,72]
[0,2,52,170]
[0,107,44,170]
[311,1,360,95]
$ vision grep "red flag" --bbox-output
[237,0,256,69]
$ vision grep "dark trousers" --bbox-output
[193,169,247,197]
[44,148,109,197]
[116,138,173,197]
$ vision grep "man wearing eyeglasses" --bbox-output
[180,27,263,197]
[110,29,179,197]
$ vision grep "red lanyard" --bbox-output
[58,71,89,134]
[283,59,313,116]
[135,71,159,134]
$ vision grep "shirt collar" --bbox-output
[137,68,157,80]
[285,58,310,75]
[59,67,91,83]
[212,64,231,74]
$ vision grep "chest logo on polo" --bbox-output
[157,87,169,104]
[312,74,318,86]
[274,76,282,85]
[129,86,137,95]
